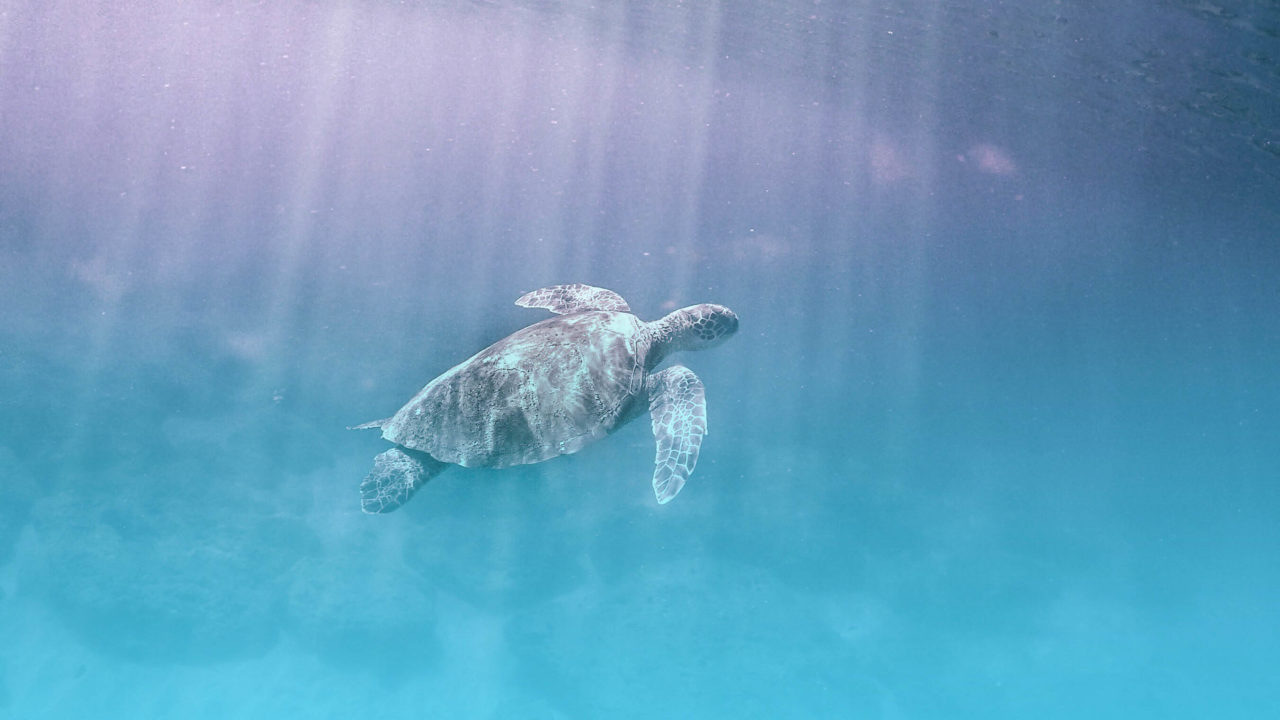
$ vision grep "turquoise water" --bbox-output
[2,1,1278,717]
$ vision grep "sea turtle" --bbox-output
[352,283,739,513]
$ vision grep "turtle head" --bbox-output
[651,303,739,357]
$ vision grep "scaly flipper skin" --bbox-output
[647,365,707,504]
[515,284,632,314]
[360,447,448,514]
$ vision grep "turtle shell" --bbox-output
[382,311,650,468]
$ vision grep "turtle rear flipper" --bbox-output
[360,448,448,513]
[647,365,707,504]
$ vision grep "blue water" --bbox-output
[2,0,1278,717]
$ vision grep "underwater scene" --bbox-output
[1,0,1278,717]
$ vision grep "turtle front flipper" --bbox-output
[515,284,631,314]
[647,365,707,504]
[360,447,448,513]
